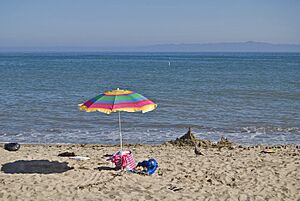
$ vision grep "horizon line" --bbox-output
[1,41,300,53]
[1,41,300,49]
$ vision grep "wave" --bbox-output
[239,126,300,134]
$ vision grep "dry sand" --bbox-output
[0,143,300,201]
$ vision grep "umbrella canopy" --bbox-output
[79,89,157,114]
[79,88,157,151]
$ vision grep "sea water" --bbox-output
[0,52,299,145]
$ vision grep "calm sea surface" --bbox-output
[0,52,299,145]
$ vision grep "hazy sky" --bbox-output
[0,0,299,47]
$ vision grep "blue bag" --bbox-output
[135,158,158,175]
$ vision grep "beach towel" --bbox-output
[111,150,135,170]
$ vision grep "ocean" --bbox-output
[0,52,299,145]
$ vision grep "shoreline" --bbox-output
[1,142,300,147]
[1,126,300,146]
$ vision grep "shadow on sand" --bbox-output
[1,160,73,174]
[96,166,118,171]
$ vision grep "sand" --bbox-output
[0,143,300,201]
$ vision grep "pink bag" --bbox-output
[111,150,136,170]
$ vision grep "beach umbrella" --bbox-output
[79,88,157,151]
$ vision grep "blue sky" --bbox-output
[0,0,299,47]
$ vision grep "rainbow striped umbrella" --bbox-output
[79,88,157,150]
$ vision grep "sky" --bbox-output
[0,0,300,48]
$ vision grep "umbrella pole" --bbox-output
[118,111,123,152]
[118,111,123,170]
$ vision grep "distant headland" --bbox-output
[1,41,300,52]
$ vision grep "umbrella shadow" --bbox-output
[1,160,73,174]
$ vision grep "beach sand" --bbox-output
[0,143,299,201]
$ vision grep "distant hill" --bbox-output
[135,41,300,52]
[1,41,300,52]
